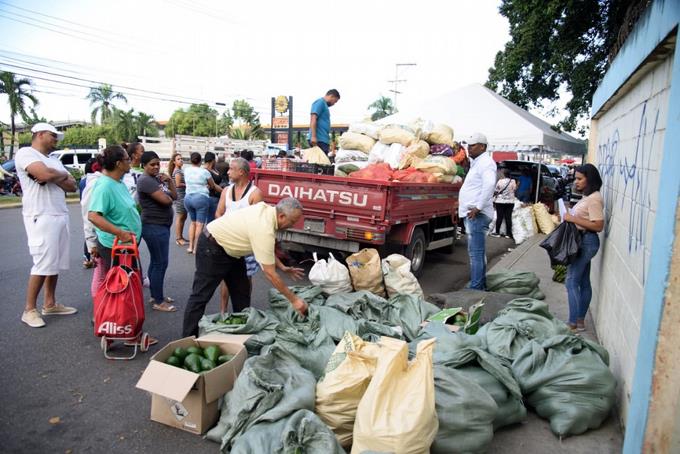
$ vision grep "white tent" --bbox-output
[378,83,585,155]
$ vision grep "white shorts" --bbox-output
[23,214,70,275]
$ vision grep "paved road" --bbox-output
[0,204,513,452]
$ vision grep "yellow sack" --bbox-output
[415,155,457,175]
[426,123,454,146]
[303,146,331,165]
[533,202,556,234]
[379,126,417,147]
[382,254,423,298]
[352,337,438,454]
[345,248,386,297]
[339,132,376,154]
[316,333,379,448]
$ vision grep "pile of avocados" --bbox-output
[165,345,234,373]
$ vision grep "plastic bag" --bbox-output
[415,155,457,175]
[309,252,354,295]
[339,131,376,154]
[349,121,382,140]
[533,202,556,234]
[349,162,393,181]
[303,146,331,165]
[335,149,368,162]
[426,123,454,146]
[540,221,582,265]
[352,337,438,454]
[512,335,617,437]
[345,248,386,297]
[382,254,423,298]
[231,409,345,454]
[316,332,379,448]
[429,143,454,156]
[379,125,417,147]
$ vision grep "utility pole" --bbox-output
[215,102,227,137]
[388,63,416,111]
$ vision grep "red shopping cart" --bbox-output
[93,235,151,360]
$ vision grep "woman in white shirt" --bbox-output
[183,152,221,254]
[492,168,517,239]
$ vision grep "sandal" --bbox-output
[175,238,188,246]
[149,298,177,312]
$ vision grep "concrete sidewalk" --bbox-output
[485,233,624,453]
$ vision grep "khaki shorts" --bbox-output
[23,214,70,275]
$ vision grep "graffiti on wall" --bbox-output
[596,101,659,284]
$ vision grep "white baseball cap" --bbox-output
[468,132,488,145]
[31,122,64,140]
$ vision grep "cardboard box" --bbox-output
[136,336,246,434]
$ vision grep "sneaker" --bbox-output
[41,303,78,316]
[143,276,150,288]
[490,233,502,238]
[22,309,46,328]
[576,320,586,332]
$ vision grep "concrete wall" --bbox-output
[589,51,674,422]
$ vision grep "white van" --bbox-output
[49,149,98,172]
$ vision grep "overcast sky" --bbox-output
[0,0,515,127]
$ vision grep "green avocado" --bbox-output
[186,346,204,357]
[217,354,234,365]
[184,353,203,373]
[203,345,221,362]
[166,355,182,367]
[173,347,189,360]
[200,358,216,372]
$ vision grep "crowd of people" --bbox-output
[14,121,603,338]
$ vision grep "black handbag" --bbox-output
[539,222,582,265]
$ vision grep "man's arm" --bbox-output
[248,187,264,205]
[261,263,307,315]
[309,114,318,146]
[215,187,229,218]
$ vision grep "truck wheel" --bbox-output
[405,228,427,277]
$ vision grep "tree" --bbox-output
[61,125,117,148]
[86,84,127,125]
[112,107,137,143]
[165,103,219,137]
[0,71,39,159]
[485,0,637,134]
[228,99,265,139]
[368,95,396,121]
[135,111,158,137]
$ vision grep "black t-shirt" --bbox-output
[208,168,222,198]
[137,174,174,226]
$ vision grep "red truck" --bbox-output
[253,169,461,276]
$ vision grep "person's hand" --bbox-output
[291,297,308,317]
[117,230,133,243]
[90,246,99,258]
[283,266,305,281]
[467,207,480,219]
[310,136,318,147]
[563,212,573,223]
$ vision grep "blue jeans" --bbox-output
[464,213,491,290]
[142,223,170,301]
[184,193,210,223]
[566,231,600,324]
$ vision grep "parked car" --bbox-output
[49,149,98,172]
[496,160,563,205]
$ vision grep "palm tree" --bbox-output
[112,107,137,142]
[0,72,39,159]
[135,111,157,137]
[368,95,396,121]
[86,84,127,125]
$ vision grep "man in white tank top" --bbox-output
[214,158,264,313]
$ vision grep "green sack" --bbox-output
[230,409,345,454]
[206,347,317,451]
[416,323,527,430]
[268,285,326,320]
[512,334,617,437]
[432,365,497,454]
[480,298,570,361]
[486,270,545,300]
[198,308,280,356]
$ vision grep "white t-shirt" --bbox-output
[458,151,497,219]
[15,146,69,216]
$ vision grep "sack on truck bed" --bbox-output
[335,149,368,162]
[415,155,457,175]
[345,248,386,297]
[303,146,331,165]
[512,335,617,437]
[339,131,376,154]
[349,121,383,140]
[426,123,454,146]
[379,125,417,147]
[352,337,438,454]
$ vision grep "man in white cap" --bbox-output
[15,123,78,328]
[458,132,497,290]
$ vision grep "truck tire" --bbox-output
[405,228,427,277]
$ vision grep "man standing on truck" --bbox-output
[308,89,340,155]
[182,197,307,337]
[459,133,497,290]
[15,123,78,328]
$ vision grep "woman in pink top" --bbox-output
[562,164,604,332]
